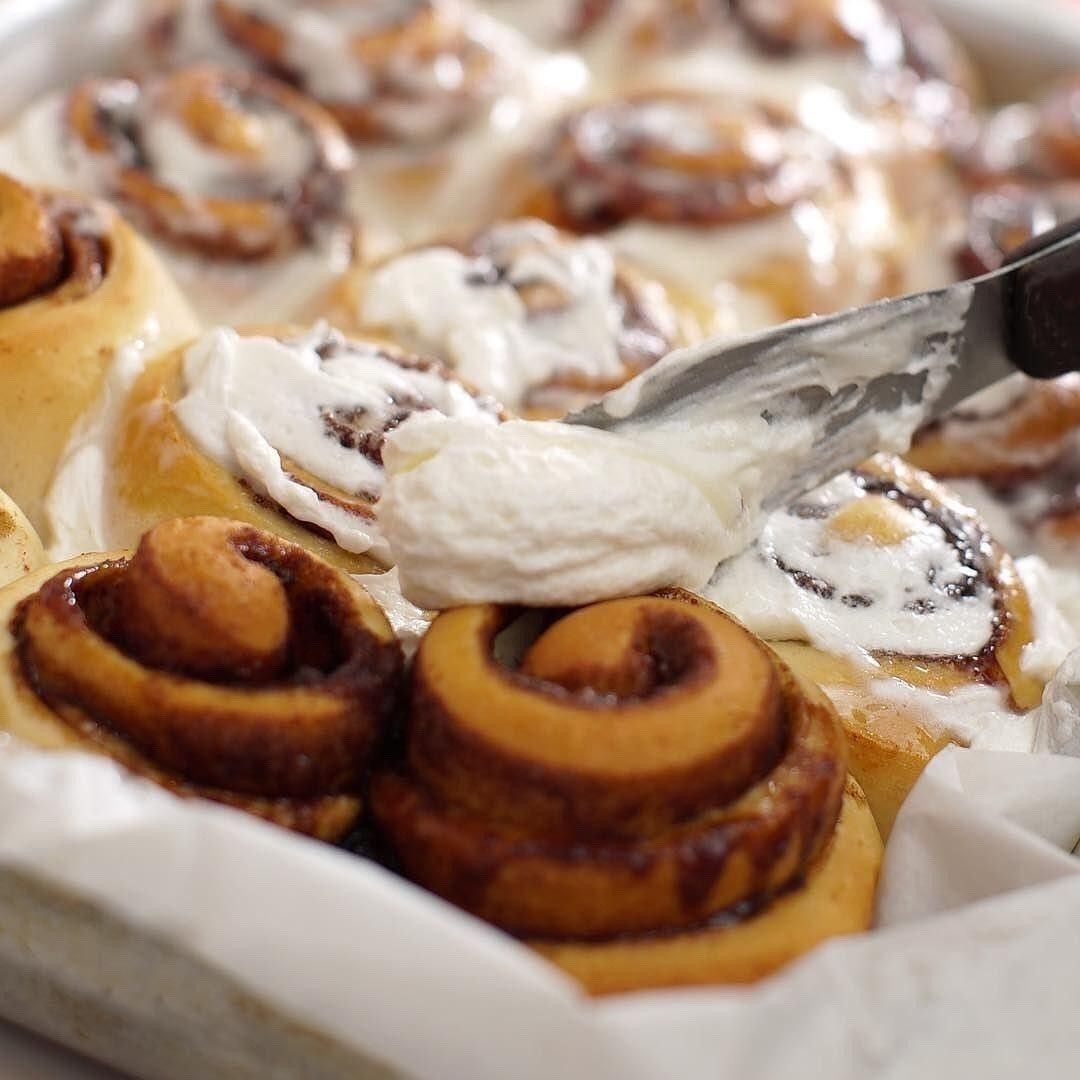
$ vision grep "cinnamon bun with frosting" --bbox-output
[706,454,1045,836]
[45,323,503,571]
[492,0,976,143]
[316,217,707,416]
[0,66,356,324]
[372,591,881,994]
[512,90,906,332]
[151,0,510,145]
[142,0,585,248]
[0,517,404,839]
[0,173,198,537]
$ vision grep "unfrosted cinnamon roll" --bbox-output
[0,174,198,537]
[512,90,905,329]
[707,454,1044,837]
[0,66,356,324]
[45,323,503,570]
[372,592,881,994]
[316,217,707,416]
[0,517,403,839]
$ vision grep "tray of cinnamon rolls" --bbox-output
[0,0,1079,1077]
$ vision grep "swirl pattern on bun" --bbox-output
[0,517,404,838]
[372,592,881,994]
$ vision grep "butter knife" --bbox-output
[565,218,1080,510]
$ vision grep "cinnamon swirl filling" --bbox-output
[528,92,832,232]
[707,455,1041,709]
[10,517,403,836]
[371,593,847,941]
[118,324,503,566]
[0,175,109,308]
[189,0,507,143]
[63,66,355,261]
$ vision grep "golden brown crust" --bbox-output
[908,375,1080,480]
[371,593,878,988]
[0,177,199,535]
[0,518,405,839]
[534,777,880,995]
[0,176,64,307]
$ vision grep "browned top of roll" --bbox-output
[0,174,109,309]
[14,517,403,798]
[372,593,848,940]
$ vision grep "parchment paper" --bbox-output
[0,735,1079,1080]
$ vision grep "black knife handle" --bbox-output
[1004,216,1080,380]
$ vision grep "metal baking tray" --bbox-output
[0,1,1077,1077]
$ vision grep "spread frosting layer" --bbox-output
[361,219,673,408]
[380,283,971,609]
[176,326,499,561]
[706,470,998,659]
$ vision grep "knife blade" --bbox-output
[565,218,1080,511]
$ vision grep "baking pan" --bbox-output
[0,2,1076,1078]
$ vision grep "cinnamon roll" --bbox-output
[0,174,198,537]
[512,90,907,329]
[45,323,503,570]
[960,76,1080,189]
[952,76,1080,277]
[316,217,707,416]
[0,66,356,324]
[371,592,881,994]
[496,0,975,140]
[151,0,509,145]
[143,1,582,248]
[0,517,404,840]
[707,454,1044,837]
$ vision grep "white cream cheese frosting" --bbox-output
[380,285,971,608]
[1035,649,1080,757]
[174,325,499,562]
[706,470,998,661]
[360,219,670,408]
[352,567,434,659]
[379,414,741,608]
[0,91,355,325]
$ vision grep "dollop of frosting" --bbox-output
[378,414,741,608]
[175,325,499,562]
